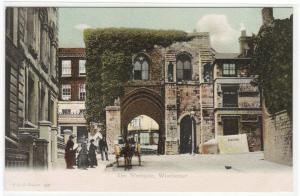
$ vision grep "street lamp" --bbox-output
[190,110,195,155]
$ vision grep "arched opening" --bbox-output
[127,115,159,154]
[179,115,196,154]
[121,88,165,154]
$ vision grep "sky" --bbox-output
[58,7,292,52]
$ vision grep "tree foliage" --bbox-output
[83,28,191,124]
[251,16,293,115]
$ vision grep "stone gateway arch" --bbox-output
[121,88,165,154]
[105,32,215,155]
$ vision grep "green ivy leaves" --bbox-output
[83,28,190,125]
[251,17,292,115]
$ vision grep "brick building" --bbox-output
[5,7,61,167]
[57,48,88,144]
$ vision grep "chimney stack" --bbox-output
[241,30,246,37]
[239,30,251,56]
[262,7,274,26]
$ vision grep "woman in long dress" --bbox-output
[77,142,89,169]
[65,135,77,169]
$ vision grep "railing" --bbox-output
[5,148,29,168]
[58,113,85,118]
[57,135,65,158]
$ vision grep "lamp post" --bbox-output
[190,110,195,155]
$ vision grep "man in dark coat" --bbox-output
[65,135,77,169]
[99,135,109,161]
[88,139,98,168]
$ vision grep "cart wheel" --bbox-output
[138,155,141,166]
[116,157,119,167]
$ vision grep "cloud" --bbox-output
[197,14,241,52]
[74,23,91,31]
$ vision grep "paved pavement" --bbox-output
[4,151,293,192]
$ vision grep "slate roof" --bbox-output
[214,53,240,59]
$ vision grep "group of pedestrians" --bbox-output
[64,133,109,170]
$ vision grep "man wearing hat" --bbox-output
[88,139,98,168]
[65,135,77,169]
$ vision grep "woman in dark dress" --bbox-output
[88,139,98,168]
[65,135,77,169]
[77,142,89,169]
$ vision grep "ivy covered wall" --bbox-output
[251,16,293,115]
[83,28,191,125]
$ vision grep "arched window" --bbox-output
[176,53,192,81]
[133,54,149,80]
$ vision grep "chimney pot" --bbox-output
[262,7,274,26]
[241,30,246,36]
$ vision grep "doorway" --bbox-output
[180,116,196,154]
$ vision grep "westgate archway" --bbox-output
[121,88,165,154]
[127,115,159,154]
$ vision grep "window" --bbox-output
[222,63,236,76]
[133,54,149,80]
[223,118,239,135]
[140,132,150,145]
[61,60,71,76]
[203,63,212,82]
[222,86,238,107]
[6,8,14,39]
[62,109,71,115]
[6,8,18,45]
[62,84,71,100]
[176,54,192,81]
[79,60,86,75]
[77,126,88,143]
[61,126,72,135]
[79,84,86,100]
[167,62,174,82]
[79,109,86,114]
[28,77,35,123]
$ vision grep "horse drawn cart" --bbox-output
[114,139,142,170]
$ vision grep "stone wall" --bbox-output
[105,106,121,153]
[264,110,292,166]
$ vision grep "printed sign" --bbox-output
[218,134,249,154]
